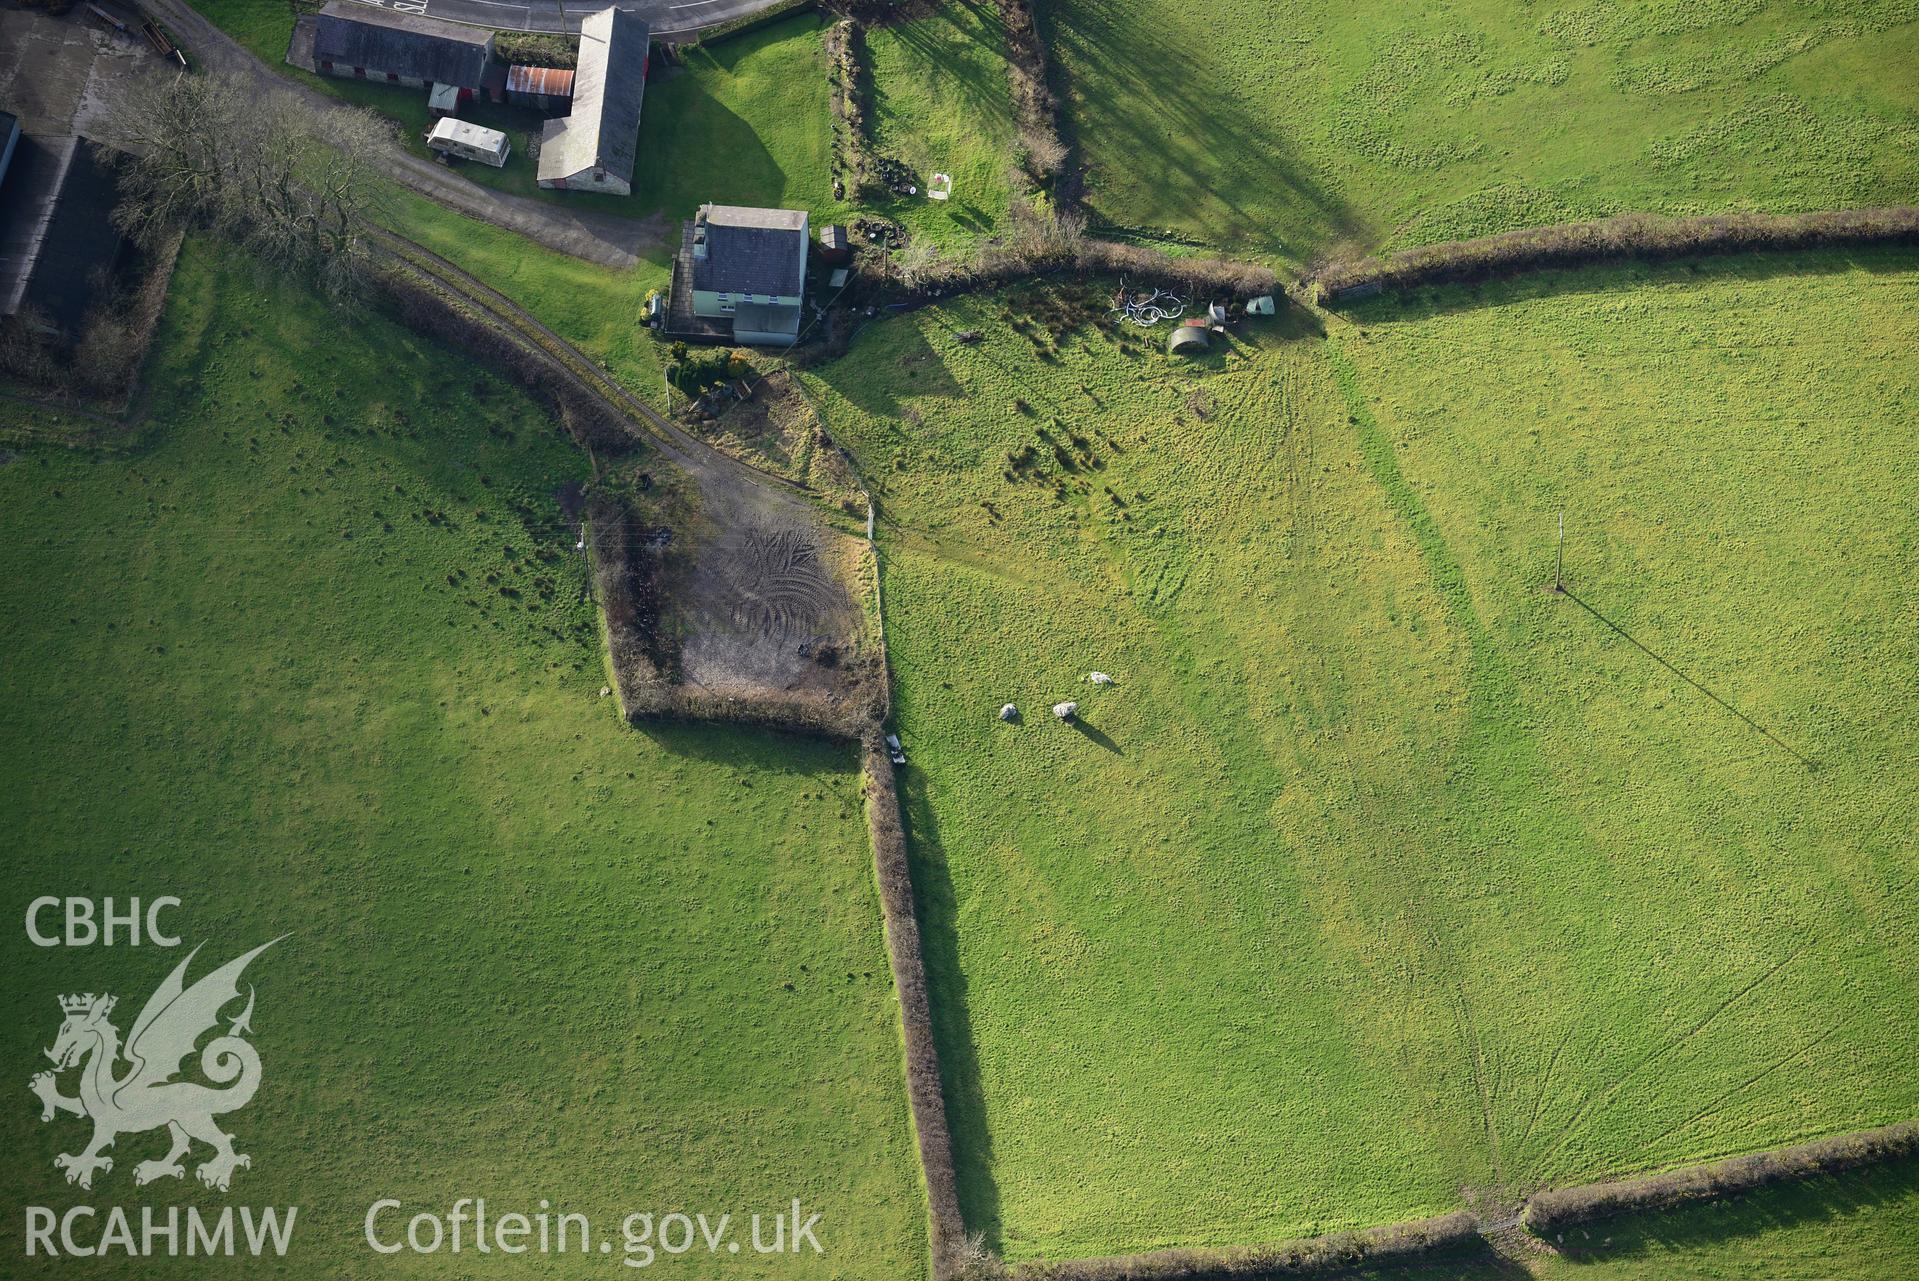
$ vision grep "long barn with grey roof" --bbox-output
[536,8,649,196]
[313,1,494,92]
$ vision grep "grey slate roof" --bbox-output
[313,1,493,88]
[0,135,126,332]
[0,112,19,191]
[536,9,648,185]
[690,205,807,296]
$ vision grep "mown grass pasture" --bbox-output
[1045,0,1919,259]
[0,243,926,1278]
[802,250,1919,1263]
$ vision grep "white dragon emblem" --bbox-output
[30,939,281,1192]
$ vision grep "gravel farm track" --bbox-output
[376,230,876,716]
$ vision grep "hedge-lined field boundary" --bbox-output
[967,1119,1918,1279]
[1524,1119,1919,1235]
[1010,1211,1482,1280]
[991,0,1068,190]
[903,206,1276,298]
[1315,206,1919,302]
[825,19,875,202]
[864,735,970,1280]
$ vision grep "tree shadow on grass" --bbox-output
[872,0,1017,144]
[1552,1152,1919,1264]
[895,763,1005,1251]
[1036,0,1369,256]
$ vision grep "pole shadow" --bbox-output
[1560,588,1817,772]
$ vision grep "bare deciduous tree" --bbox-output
[108,69,394,297]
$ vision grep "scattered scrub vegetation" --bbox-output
[493,30,577,68]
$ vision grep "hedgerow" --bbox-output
[1316,206,1919,301]
[1523,1120,1919,1235]
[1010,1211,1483,1280]
[991,0,1068,188]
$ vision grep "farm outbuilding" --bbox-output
[0,134,127,335]
[1167,324,1211,355]
[536,9,649,195]
[506,64,574,112]
[313,1,495,95]
[426,118,510,167]
[817,224,851,265]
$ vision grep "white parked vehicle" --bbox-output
[425,118,511,168]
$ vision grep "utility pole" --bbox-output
[1553,510,1565,594]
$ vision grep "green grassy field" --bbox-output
[1045,0,1919,259]
[638,19,846,222]
[864,0,1020,248]
[383,187,673,403]
[801,249,1919,1262]
[0,243,926,1278]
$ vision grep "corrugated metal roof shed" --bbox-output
[690,205,807,296]
[314,0,493,88]
[507,64,575,99]
[535,9,648,186]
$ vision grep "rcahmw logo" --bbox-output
[23,936,300,1259]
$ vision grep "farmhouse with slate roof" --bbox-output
[313,1,495,93]
[536,9,649,195]
[667,204,809,346]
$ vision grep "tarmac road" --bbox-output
[341,0,783,40]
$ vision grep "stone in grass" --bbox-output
[1053,701,1077,721]
[600,686,612,697]
[1088,671,1114,685]
[999,703,1019,722]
